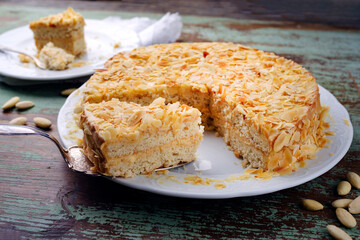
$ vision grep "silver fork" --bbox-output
[0,45,47,70]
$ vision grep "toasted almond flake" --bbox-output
[342,118,350,126]
[245,168,263,174]
[325,130,336,136]
[237,174,250,180]
[255,172,272,179]
[273,131,291,152]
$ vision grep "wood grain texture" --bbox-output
[0,2,359,239]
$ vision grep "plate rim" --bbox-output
[57,84,353,199]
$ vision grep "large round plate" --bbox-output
[0,19,139,80]
[58,84,353,199]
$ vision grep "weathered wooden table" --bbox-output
[0,1,359,239]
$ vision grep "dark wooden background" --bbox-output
[4,0,360,28]
[0,0,359,239]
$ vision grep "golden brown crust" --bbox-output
[29,7,85,28]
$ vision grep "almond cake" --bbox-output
[81,42,329,177]
[80,98,203,178]
[30,7,86,56]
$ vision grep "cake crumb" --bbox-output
[330,152,334,156]
[184,175,211,185]
[156,169,169,175]
[39,42,75,70]
[214,184,226,190]
[300,161,307,168]
[114,42,121,48]
[342,118,350,126]
[18,54,32,63]
[215,132,220,137]
[71,61,90,68]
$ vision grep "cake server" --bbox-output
[0,124,185,177]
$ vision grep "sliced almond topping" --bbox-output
[273,131,291,152]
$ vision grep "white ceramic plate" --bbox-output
[0,19,138,80]
[58,85,353,199]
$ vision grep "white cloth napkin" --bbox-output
[103,12,182,46]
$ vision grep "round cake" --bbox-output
[82,42,329,175]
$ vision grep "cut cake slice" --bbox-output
[80,98,204,178]
[29,7,86,56]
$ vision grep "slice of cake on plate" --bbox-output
[80,98,204,178]
[30,7,86,56]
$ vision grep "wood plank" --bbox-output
[0,3,359,239]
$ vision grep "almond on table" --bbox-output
[2,96,20,110]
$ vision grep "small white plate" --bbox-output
[0,19,139,81]
[58,85,353,199]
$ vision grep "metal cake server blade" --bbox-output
[0,124,186,177]
[0,124,98,175]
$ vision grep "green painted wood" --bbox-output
[0,3,359,239]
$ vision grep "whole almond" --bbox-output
[61,88,77,96]
[336,208,357,228]
[16,101,35,110]
[347,172,360,189]
[9,117,27,125]
[33,117,52,129]
[332,199,353,208]
[2,96,20,110]
[302,199,324,211]
[348,196,360,214]
[326,225,352,240]
[337,181,351,196]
